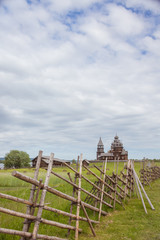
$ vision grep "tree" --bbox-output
[72,159,76,164]
[4,150,30,169]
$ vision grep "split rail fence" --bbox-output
[0,151,152,240]
[140,160,160,186]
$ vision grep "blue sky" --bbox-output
[0,0,160,160]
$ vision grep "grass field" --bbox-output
[0,161,160,240]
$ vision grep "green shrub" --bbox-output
[4,150,30,169]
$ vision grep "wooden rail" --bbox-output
[0,152,137,240]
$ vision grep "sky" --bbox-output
[0,0,160,160]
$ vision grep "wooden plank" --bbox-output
[94,163,104,212]
[43,206,99,224]
[117,175,126,185]
[132,167,148,214]
[0,193,32,206]
[12,171,107,215]
[0,192,99,224]
[63,162,79,175]
[21,150,43,240]
[41,219,82,232]
[81,201,96,237]
[84,165,124,200]
[31,179,43,215]
[51,171,77,188]
[92,169,124,202]
[113,157,119,210]
[0,207,36,220]
[124,161,129,199]
[98,158,108,221]
[31,153,54,240]
[82,175,114,200]
[67,172,73,183]
[12,171,76,202]
[75,153,83,240]
[52,171,112,208]
[117,184,125,193]
[64,162,116,203]
[0,228,68,240]
[0,207,82,232]
[83,165,115,192]
[132,163,155,210]
[67,156,79,237]
[94,165,115,184]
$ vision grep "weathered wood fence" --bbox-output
[140,160,160,186]
[0,151,137,240]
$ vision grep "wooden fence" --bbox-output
[140,161,160,186]
[0,151,136,240]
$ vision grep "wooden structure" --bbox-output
[96,137,104,160]
[97,135,128,161]
[131,161,155,214]
[82,159,90,167]
[32,155,71,168]
[0,151,155,240]
[139,160,160,186]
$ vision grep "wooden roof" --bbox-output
[32,156,70,164]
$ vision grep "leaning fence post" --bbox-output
[75,153,83,240]
[113,157,119,210]
[21,150,43,240]
[31,179,43,216]
[67,155,79,237]
[98,157,107,221]
[131,162,148,214]
[124,160,130,200]
[131,162,155,210]
[31,152,54,240]
[80,201,96,237]
[94,161,104,212]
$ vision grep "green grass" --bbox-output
[80,179,160,240]
[0,162,160,240]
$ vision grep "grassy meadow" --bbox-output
[0,161,160,240]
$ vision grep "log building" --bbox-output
[32,156,71,168]
[97,135,128,161]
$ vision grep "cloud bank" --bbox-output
[0,0,160,159]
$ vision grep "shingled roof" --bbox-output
[32,156,70,164]
[111,135,123,148]
[97,137,104,146]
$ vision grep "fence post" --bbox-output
[132,162,155,210]
[98,157,107,221]
[94,161,104,212]
[31,153,54,240]
[31,179,43,215]
[81,201,96,237]
[67,155,79,237]
[113,157,119,210]
[75,153,83,240]
[21,150,43,240]
[131,162,148,214]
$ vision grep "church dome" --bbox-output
[111,135,123,149]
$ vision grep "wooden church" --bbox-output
[97,135,128,161]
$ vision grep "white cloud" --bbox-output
[125,0,160,14]
[0,0,160,159]
[106,4,145,36]
[46,0,98,13]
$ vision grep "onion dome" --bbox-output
[111,135,123,149]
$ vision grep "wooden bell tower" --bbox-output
[96,137,104,160]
